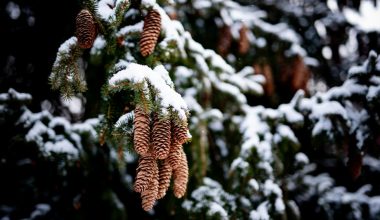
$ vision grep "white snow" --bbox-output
[90,37,107,55]
[207,202,228,219]
[142,0,156,8]
[279,104,303,124]
[230,157,250,176]
[25,121,55,147]
[30,204,51,219]
[109,63,189,119]
[61,96,83,115]
[248,179,259,191]
[57,37,77,54]
[98,0,116,21]
[250,202,270,220]
[117,21,144,36]
[115,112,134,128]
[312,117,333,136]
[0,88,32,102]
[367,85,380,101]
[154,65,175,88]
[322,46,332,60]
[275,198,285,212]
[310,101,347,120]
[343,0,380,32]
[44,139,78,157]
[6,2,20,20]
[369,196,380,217]
[276,124,299,144]
[295,152,309,164]
[263,179,282,197]
[48,117,71,133]
[72,120,98,141]
[314,20,327,38]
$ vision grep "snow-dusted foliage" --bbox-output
[0,88,129,219]
[1,88,98,160]
[184,99,303,218]
[184,52,380,219]
[23,0,380,218]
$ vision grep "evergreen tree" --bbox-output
[2,0,380,219]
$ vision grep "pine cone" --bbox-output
[141,161,159,211]
[253,63,274,96]
[238,24,250,55]
[134,154,157,193]
[133,106,150,155]
[217,25,232,57]
[140,10,161,57]
[152,114,171,159]
[167,142,182,170]
[76,9,97,49]
[172,121,189,145]
[157,159,172,199]
[290,55,310,92]
[173,149,188,198]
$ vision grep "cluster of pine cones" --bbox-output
[133,106,189,211]
[75,8,161,57]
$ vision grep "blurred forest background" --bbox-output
[1,0,380,219]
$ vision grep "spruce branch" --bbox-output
[49,37,86,99]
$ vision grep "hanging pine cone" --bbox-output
[253,63,274,96]
[217,25,232,57]
[152,114,171,159]
[157,159,172,199]
[173,149,188,198]
[134,154,157,193]
[167,142,182,170]
[139,10,161,57]
[133,106,150,155]
[76,9,97,49]
[172,121,189,145]
[238,24,250,55]
[141,161,159,211]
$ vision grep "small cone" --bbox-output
[173,149,188,198]
[253,63,274,96]
[141,161,159,211]
[134,153,157,193]
[238,24,250,55]
[76,9,97,49]
[152,114,171,159]
[291,55,310,92]
[217,25,232,57]
[157,159,173,199]
[133,106,150,155]
[140,10,161,57]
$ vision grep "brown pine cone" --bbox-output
[133,106,150,155]
[167,142,182,170]
[173,149,188,198]
[172,120,189,145]
[76,9,97,49]
[157,159,172,199]
[238,24,250,55]
[152,114,171,159]
[217,25,232,57]
[141,160,159,211]
[140,10,161,57]
[134,154,157,193]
